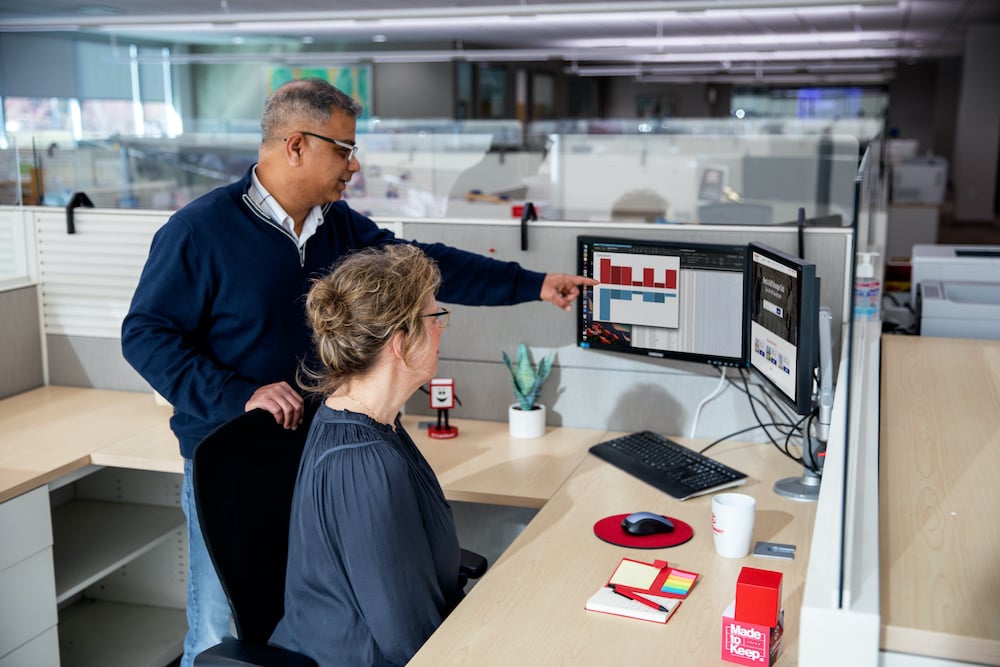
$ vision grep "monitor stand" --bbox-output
[774,444,823,501]
[775,307,833,503]
[774,427,825,500]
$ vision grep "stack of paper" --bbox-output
[585,586,680,623]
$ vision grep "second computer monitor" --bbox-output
[748,242,819,415]
[577,236,749,368]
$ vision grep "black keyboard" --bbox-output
[589,431,748,500]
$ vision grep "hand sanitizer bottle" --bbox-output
[853,252,881,320]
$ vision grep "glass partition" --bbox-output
[1,117,878,227]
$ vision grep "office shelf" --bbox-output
[58,598,185,667]
[51,499,184,603]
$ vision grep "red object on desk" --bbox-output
[592,513,694,549]
[735,567,783,627]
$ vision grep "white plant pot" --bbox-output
[508,403,546,439]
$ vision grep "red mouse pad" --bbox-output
[593,513,694,549]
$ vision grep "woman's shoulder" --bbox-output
[307,406,403,462]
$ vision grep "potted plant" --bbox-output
[502,343,553,438]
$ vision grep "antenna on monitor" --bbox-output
[773,306,832,501]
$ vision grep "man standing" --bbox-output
[122,78,593,666]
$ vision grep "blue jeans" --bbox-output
[181,458,233,667]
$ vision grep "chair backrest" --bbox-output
[193,406,315,644]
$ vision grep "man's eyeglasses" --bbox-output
[295,131,359,164]
[423,308,450,328]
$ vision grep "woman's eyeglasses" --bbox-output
[423,308,450,328]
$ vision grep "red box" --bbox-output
[721,601,784,666]
[735,567,782,627]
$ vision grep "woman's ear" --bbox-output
[389,329,408,362]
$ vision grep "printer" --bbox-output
[891,157,947,205]
[917,281,1000,340]
[910,244,1000,303]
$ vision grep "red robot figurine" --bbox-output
[428,378,459,439]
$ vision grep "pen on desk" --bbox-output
[609,584,669,612]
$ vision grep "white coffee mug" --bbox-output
[712,493,756,558]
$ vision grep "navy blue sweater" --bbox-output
[122,167,545,458]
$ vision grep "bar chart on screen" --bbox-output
[594,250,680,327]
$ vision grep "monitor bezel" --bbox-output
[747,242,819,416]
[577,235,751,369]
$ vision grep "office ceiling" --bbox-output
[2,0,999,84]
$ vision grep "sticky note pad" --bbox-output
[609,559,662,590]
[660,568,698,596]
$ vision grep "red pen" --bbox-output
[609,584,669,612]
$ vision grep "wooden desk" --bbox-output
[400,415,609,508]
[1,388,817,666]
[411,437,816,666]
[0,385,179,504]
[0,386,183,667]
[0,389,594,507]
[880,336,1000,665]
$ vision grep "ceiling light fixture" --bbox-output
[557,30,913,50]
[0,0,896,33]
[638,72,893,85]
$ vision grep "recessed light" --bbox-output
[372,34,387,43]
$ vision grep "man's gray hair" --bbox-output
[260,78,363,142]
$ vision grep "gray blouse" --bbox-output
[270,405,463,666]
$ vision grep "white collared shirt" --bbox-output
[250,166,324,249]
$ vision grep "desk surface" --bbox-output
[880,336,1000,665]
[3,387,817,666]
[399,415,609,508]
[0,386,179,503]
[411,435,816,666]
[0,388,598,508]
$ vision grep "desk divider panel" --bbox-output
[398,219,852,439]
[0,285,44,398]
[10,206,853,443]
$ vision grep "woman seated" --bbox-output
[270,244,462,666]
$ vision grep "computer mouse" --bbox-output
[621,511,675,536]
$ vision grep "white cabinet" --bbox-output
[52,467,187,667]
[0,468,188,667]
[0,486,58,663]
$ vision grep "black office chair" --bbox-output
[192,406,318,667]
[192,406,487,667]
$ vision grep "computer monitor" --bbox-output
[697,165,728,201]
[577,236,749,368]
[747,242,819,416]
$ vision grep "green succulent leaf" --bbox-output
[502,343,554,411]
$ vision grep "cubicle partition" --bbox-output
[2,205,853,446]
[0,207,42,398]
[397,218,853,442]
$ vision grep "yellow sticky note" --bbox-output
[609,559,661,590]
